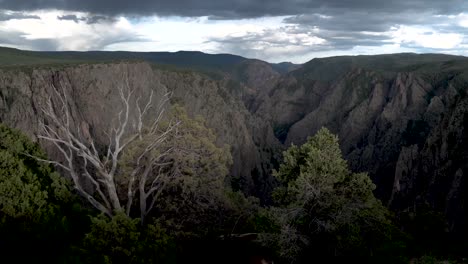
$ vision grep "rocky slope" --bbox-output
[0,63,167,155]
[153,67,282,197]
[1,52,468,235]
[253,54,468,235]
[0,62,282,200]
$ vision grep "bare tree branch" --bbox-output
[36,71,179,223]
[82,157,112,211]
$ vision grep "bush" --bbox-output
[0,123,87,263]
[82,212,175,264]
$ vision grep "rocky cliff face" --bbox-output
[0,63,169,162]
[0,63,162,138]
[1,54,468,235]
[0,62,281,200]
[153,68,282,197]
[390,81,468,234]
[252,56,468,235]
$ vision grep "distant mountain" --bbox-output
[270,61,301,73]
[0,47,299,77]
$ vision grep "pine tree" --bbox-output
[270,127,392,261]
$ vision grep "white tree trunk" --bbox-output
[36,72,179,221]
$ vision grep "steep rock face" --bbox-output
[0,63,167,145]
[222,59,281,113]
[153,69,281,197]
[0,62,281,199]
[258,66,453,198]
[255,74,330,143]
[391,90,468,234]
[254,58,468,234]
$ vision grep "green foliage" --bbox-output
[0,123,89,263]
[83,212,175,264]
[0,124,71,219]
[136,105,235,235]
[118,106,263,261]
[267,127,398,262]
[0,118,419,263]
[0,103,259,263]
[168,104,232,190]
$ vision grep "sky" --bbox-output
[0,0,468,63]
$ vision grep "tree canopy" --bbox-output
[268,127,395,262]
[0,123,89,263]
[0,123,71,220]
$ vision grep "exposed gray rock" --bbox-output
[0,62,281,200]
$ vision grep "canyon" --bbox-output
[0,48,467,236]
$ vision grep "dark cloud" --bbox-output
[208,22,396,61]
[58,14,114,24]
[208,27,328,61]
[283,11,437,33]
[1,0,467,61]
[0,11,39,21]
[207,7,465,61]
[317,31,393,49]
[2,0,467,56]
[57,14,85,23]
[0,26,149,51]
[0,0,466,19]
[0,30,58,50]
[86,15,113,24]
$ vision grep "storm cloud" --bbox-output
[0,29,56,50]
[57,14,85,23]
[0,0,466,18]
[208,24,396,62]
[58,14,114,24]
[0,0,467,62]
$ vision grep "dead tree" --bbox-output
[36,74,180,222]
